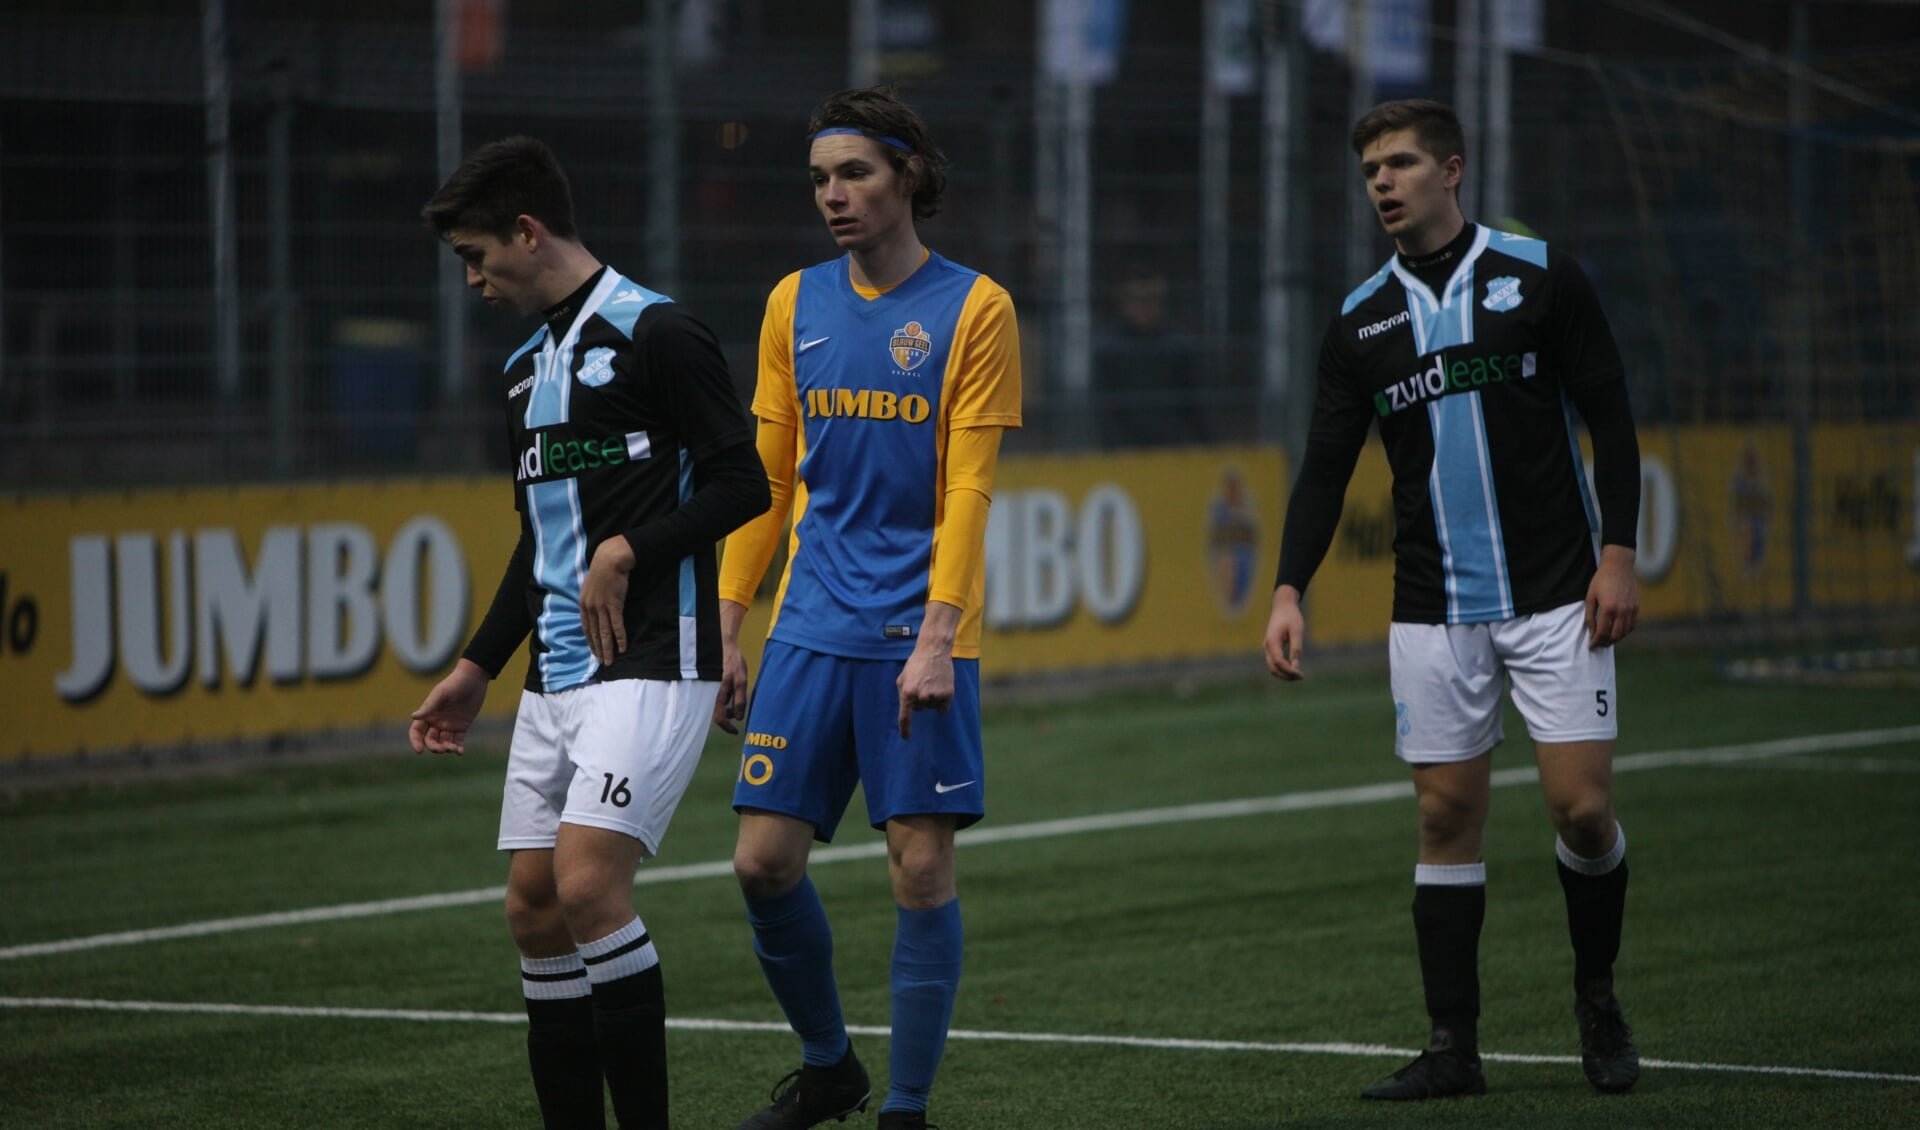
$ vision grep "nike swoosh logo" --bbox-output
[797,336,831,353]
[933,780,975,794]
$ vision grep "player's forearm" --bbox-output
[916,599,962,657]
[719,598,749,648]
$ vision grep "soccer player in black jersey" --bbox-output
[410,137,769,1130]
[1263,100,1641,1100]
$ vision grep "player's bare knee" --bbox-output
[889,866,955,910]
[1415,789,1482,841]
[733,843,805,899]
[504,888,565,951]
[1551,794,1616,853]
[553,860,620,923]
[886,844,955,908]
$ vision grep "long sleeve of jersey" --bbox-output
[927,425,1004,609]
[1551,251,1641,550]
[716,416,797,607]
[622,441,771,584]
[1274,317,1375,594]
[717,277,804,608]
[1567,379,1640,549]
[617,302,771,584]
[462,531,534,677]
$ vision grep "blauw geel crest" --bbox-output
[889,321,932,372]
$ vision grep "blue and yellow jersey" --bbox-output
[720,251,1021,660]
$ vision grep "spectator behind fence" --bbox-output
[1094,262,1205,449]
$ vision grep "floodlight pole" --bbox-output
[434,0,467,405]
[267,62,295,480]
[1259,0,1305,451]
[1454,0,1483,220]
[1345,0,1374,283]
[202,0,241,400]
[1484,0,1512,223]
[850,0,879,87]
[1201,0,1230,372]
[1787,1,1814,619]
[648,0,680,295]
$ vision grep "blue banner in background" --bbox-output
[1045,0,1131,85]
[1302,0,1432,87]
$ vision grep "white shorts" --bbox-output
[1388,601,1617,764]
[497,678,720,856]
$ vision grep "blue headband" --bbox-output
[812,126,914,154]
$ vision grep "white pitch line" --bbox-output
[4,997,1916,1085]
[4,724,1918,963]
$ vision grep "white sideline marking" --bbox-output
[3,997,1917,1085]
[1717,756,1920,774]
[4,724,1918,963]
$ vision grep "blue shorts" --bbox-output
[733,640,984,841]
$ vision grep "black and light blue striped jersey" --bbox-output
[1283,224,1628,625]
[500,267,753,690]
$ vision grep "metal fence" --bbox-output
[1,6,1916,491]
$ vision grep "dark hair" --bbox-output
[421,135,579,241]
[1350,98,1467,167]
[806,85,949,221]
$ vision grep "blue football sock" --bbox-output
[745,875,849,1067]
[882,899,964,1114]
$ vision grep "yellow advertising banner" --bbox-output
[1310,424,1920,638]
[6,430,1915,760]
[2,480,522,760]
[976,446,1288,675]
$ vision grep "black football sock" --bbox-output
[581,917,668,1130]
[1412,863,1487,1055]
[1557,822,1629,989]
[522,952,605,1129]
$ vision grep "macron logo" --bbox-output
[1357,310,1410,340]
[507,373,535,400]
[610,289,645,305]
[797,336,831,354]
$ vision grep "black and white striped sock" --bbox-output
[581,917,668,1130]
[521,951,603,1130]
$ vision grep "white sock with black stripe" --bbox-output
[581,917,668,1130]
[579,916,660,984]
[521,951,602,1127]
[522,951,592,1001]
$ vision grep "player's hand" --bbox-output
[712,599,752,734]
[714,640,750,734]
[896,644,954,740]
[1585,545,1639,650]
[581,537,635,667]
[1264,585,1307,680]
[409,659,490,755]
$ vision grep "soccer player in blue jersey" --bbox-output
[712,87,1022,1130]
[1263,100,1642,1100]
[409,136,769,1130]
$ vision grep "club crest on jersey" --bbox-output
[1483,276,1524,313]
[576,346,617,388]
[889,321,932,371]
